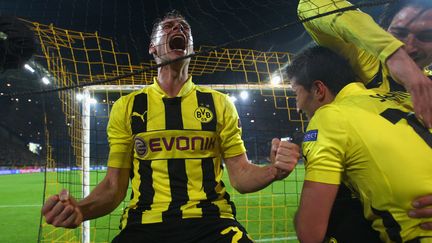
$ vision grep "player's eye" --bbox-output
[162,23,172,30]
[416,30,432,42]
[391,30,409,39]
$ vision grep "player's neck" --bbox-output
[157,65,189,97]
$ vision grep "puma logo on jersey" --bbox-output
[132,111,147,123]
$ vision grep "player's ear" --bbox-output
[313,80,326,100]
[149,42,156,55]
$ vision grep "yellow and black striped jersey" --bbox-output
[107,76,246,228]
[302,82,432,242]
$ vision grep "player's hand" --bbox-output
[41,189,83,228]
[406,76,432,129]
[270,138,300,180]
[387,48,432,128]
[408,194,432,230]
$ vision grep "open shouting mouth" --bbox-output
[169,34,187,51]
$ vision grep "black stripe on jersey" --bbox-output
[197,158,221,217]
[127,159,154,227]
[366,64,383,89]
[380,108,432,148]
[163,97,183,130]
[131,93,148,134]
[387,76,405,92]
[162,159,189,221]
[371,207,402,243]
[196,91,217,131]
[221,180,237,216]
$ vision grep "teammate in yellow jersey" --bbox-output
[298,0,432,128]
[41,10,300,243]
[298,0,432,241]
[286,45,432,243]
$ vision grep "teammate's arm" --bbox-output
[386,49,432,128]
[298,0,403,83]
[298,0,432,128]
[295,181,339,243]
[224,139,299,194]
[42,167,130,228]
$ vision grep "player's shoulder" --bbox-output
[195,85,228,99]
[113,88,149,107]
[314,103,344,120]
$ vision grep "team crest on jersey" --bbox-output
[194,106,214,123]
[134,137,147,157]
[303,130,318,142]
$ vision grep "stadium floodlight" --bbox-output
[240,90,249,100]
[41,76,50,85]
[24,63,35,73]
[270,75,281,85]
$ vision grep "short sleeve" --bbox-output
[218,95,246,159]
[107,96,133,168]
[302,105,349,185]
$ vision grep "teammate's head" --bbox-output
[286,46,357,118]
[149,10,194,64]
[380,0,432,68]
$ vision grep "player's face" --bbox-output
[150,17,194,63]
[388,6,432,68]
[292,81,316,119]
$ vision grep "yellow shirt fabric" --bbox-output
[298,0,405,92]
[107,76,246,228]
[302,82,432,242]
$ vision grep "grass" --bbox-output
[0,173,45,243]
[0,165,305,243]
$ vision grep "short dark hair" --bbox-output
[150,10,187,41]
[379,0,432,29]
[286,46,357,95]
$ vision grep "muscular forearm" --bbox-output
[231,163,277,194]
[78,167,129,221]
[78,180,126,221]
[224,153,278,194]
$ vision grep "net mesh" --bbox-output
[28,19,307,243]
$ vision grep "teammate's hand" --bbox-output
[41,189,83,228]
[406,76,432,129]
[270,138,300,180]
[387,48,432,128]
[408,194,432,230]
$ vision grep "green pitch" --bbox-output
[0,164,304,243]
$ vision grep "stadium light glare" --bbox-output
[270,75,281,85]
[88,98,97,104]
[76,93,84,101]
[240,91,249,100]
[24,64,35,73]
[229,95,237,103]
[41,76,50,85]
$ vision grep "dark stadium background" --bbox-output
[0,0,379,168]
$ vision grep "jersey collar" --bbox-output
[334,82,367,102]
[151,76,195,97]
